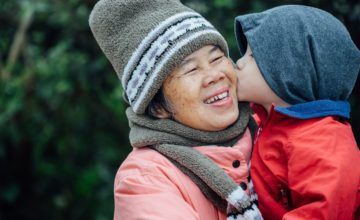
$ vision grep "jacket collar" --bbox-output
[275,100,350,119]
[252,100,350,122]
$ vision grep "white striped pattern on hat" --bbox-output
[132,29,223,112]
[122,11,217,112]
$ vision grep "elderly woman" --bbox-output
[89,0,262,219]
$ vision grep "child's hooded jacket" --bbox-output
[235,5,360,220]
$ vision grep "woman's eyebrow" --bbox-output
[179,57,195,68]
[209,45,220,55]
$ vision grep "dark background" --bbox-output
[0,0,358,219]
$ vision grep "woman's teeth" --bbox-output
[205,91,228,104]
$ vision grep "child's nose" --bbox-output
[236,59,244,70]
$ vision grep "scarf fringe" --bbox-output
[227,202,263,220]
[226,186,263,220]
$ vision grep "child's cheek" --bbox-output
[235,70,242,99]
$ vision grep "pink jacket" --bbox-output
[114,129,253,220]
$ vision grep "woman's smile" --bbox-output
[203,88,233,108]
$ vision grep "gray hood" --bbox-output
[235,5,360,104]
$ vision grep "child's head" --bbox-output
[234,5,360,108]
[235,45,290,111]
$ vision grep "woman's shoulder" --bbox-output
[113,148,220,220]
[115,147,179,182]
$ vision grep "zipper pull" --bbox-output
[254,126,263,144]
[279,187,291,209]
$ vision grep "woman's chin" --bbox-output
[207,110,239,131]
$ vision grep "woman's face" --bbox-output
[163,45,239,131]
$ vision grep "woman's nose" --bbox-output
[203,69,225,87]
[236,58,244,70]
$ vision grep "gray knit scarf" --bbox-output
[127,103,263,220]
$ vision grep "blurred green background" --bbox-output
[0,0,359,219]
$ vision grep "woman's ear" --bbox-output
[147,87,174,119]
[149,102,173,119]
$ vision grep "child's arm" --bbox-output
[283,124,360,219]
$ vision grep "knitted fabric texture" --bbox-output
[127,103,263,219]
[235,5,360,104]
[89,0,229,114]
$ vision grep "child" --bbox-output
[234,5,360,220]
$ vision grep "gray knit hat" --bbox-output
[235,5,360,104]
[89,0,229,114]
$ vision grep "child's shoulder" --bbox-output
[283,115,349,135]
[293,115,349,131]
[286,116,356,149]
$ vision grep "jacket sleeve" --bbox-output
[114,172,201,220]
[283,125,360,220]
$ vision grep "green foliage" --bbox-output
[0,0,359,219]
[1,0,130,219]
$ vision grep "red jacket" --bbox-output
[251,103,360,220]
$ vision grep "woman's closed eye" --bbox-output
[210,55,224,64]
[184,67,197,75]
